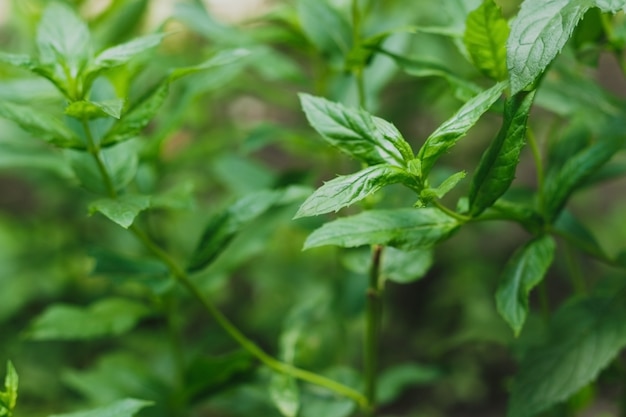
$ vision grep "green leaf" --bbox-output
[0,361,18,415]
[464,0,509,81]
[553,211,613,263]
[91,33,166,71]
[418,82,506,176]
[507,292,626,417]
[48,398,152,417]
[65,99,125,120]
[295,165,411,218]
[378,363,440,405]
[507,0,625,94]
[0,101,82,148]
[169,48,250,81]
[304,208,459,250]
[299,94,412,166]
[495,235,556,336]
[89,194,151,228]
[542,134,623,221]
[37,2,91,75]
[0,52,39,71]
[297,0,352,63]
[468,90,536,216]
[382,248,433,284]
[27,298,150,340]
[270,373,300,417]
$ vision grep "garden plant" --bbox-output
[1,0,626,416]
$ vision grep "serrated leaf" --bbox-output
[65,99,125,120]
[304,208,459,250]
[48,398,152,417]
[468,90,536,216]
[299,94,412,166]
[507,292,626,417]
[507,0,625,94]
[0,101,82,148]
[28,298,150,340]
[37,2,90,76]
[270,373,300,417]
[419,82,506,176]
[543,134,623,221]
[295,165,411,218]
[90,194,151,228]
[297,0,352,63]
[464,0,509,81]
[496,235,556,336]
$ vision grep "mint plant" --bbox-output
[0,0,625,417]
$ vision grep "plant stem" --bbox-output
[432,199,470,223]
[81,119,117,198]
[129,225,368,408]
[364,244,383,416]
[352,0,367,109]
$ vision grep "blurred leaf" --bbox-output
[496,235,556,336]
[91,0,150,47]
[300,367,357,417]
[463,0,509,81]
[89,194,152,228]
[48,398,152,417]
[174,1,251,45]
[65,99,125,120]
[0,361,18,416]
[270,374,300,417]
[378,363,441,405]
[297,0,352,64]
[211,153,276,196]
[27,298,150,340]
[468,90,536,216]
[299,94,412,166]
[419,81,506,176]
[508,291,626,417]
[295,165,412,218]
[304,208,459,250]
[382,247,433,284]
[0,101,82,148]
[89,33,165,73]
[553,211,613,263]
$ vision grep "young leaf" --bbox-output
[299,94,412,167]
[418,82,506,176]
[297,0,352,62]
[464,0,509,81]
[89,194,152,229]
[507,292,626,417]
[542,133,623,221]
[48,398,153,417]
[0,101,82,148]
[295,165,411,218]
[419,171,466,203]
[27,298,150,340]
[303,208,459,250]
[507,0,626,94]
[495,235,556,336]
[36,2,91,76]
[90,33,166,72]
[65,99,125,120]
[0,361,18,415]
[468,90,536,216]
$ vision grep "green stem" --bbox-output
[81,119,117,198]
[352,0,367,109]
[364,245,383,416]
[432,199,470,223]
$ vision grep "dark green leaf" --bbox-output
[27,298,150,340]
[89,194,151,228]
[419,82,506,176]
[543,134,623,221]
[295,165,411,218]
[508,292,626,417]
[297,0,352,62]
[468,91,536,216]
[0,101,82,148]
[378,363,441,405]
[496,235,556,336]
[299,94,412,166]
[48,398,153,417]
[464,0,509,81]
[65,99,125,120]
[304,208,459,250]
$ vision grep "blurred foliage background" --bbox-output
[0,0,625,416]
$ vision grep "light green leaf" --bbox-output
[91,33,166,70]
[299,94,412,167]
[65,99,125,120]
[304,208,459,250]
[419,82,506,176]
[270,374,300,417]
[468,90,536,216]
[90,194,151,228]
[542,134,623,221]
[295,165,411,218]
[0,101,82,148]
[169,48,251,81]
[496,235,556,336]
[28,298,150,340]
[48,398,152,417]
[382,248,433,284]
[507,292,626,417]
[464,0,509,81]
[507,0,625,94]
[0,361,18,415]
[37,2,90,74]
[297,0,352,63]
[0,52,38,71]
